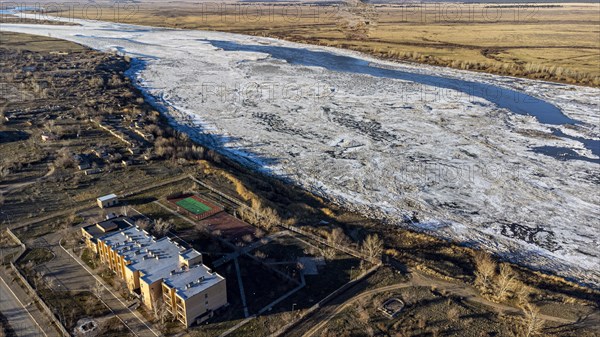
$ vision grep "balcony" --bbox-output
[165,305,174,315]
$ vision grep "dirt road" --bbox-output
[301,271,583,337]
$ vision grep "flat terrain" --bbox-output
[38,2,600,85]
[4,18,597,286]
[1,24,600,337]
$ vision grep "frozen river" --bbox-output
[210,40,570,124]
[209,39,599,161]
[3,15,599,287]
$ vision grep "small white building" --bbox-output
[97,194,118,209]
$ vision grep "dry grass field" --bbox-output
[0,30,85,52]
[40,2,600,86]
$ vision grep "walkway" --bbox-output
[234,258,249,318]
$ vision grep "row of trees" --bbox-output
[134,218,174,237]
[235,200,384,263]
[154,134,206,162]
[474,251,545,336]
[474,251,520,302]
[236,204,281,231]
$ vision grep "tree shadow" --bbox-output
[0,130,29,143]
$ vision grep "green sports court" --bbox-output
[175,197,212,215]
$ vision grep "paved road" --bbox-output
[55,242,160,337]
[0,267,60,337]
[34,239,94,293]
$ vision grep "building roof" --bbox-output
[180,248,201,261]
[100,226,181,284]
[97,194,118,202]
[99,226,214,290]
[164,264,225,300]
[83,216,134,242]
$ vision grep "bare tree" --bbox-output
[495,264,517,301]
[474,251,497,291]
[447,306,461,321]
[361,234,383,261]
[58,226,74,248]
[237,206,257,224]
[44,120,56,134]
[520,303,545,337]
[322,247,336,260]
[152,300,172,333]
[255,228,265,238]
[94,279,104,299]
[259,206,280,230]
[46,276,57,291]
[33,270,46,290]
[254,250,267,260]
[355,298,370,324]
[239,205,280,230]
[120,205,131,217]
[153,218,173,237]
[327,227,349,246]
[53,147,75,169]
[135,218,151,231]
[0,166,9,179]
[515,284,534,307]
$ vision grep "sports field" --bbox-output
[176,197,212,215]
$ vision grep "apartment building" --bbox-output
[83,219,227,327]
[162,260,227,326]
[81,216,134,253]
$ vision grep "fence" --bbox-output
[4,228,26,263]
[279,223,378,263]
[5,228,25,248]
[188,175,247,207]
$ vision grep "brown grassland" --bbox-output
[38,2,600,86]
